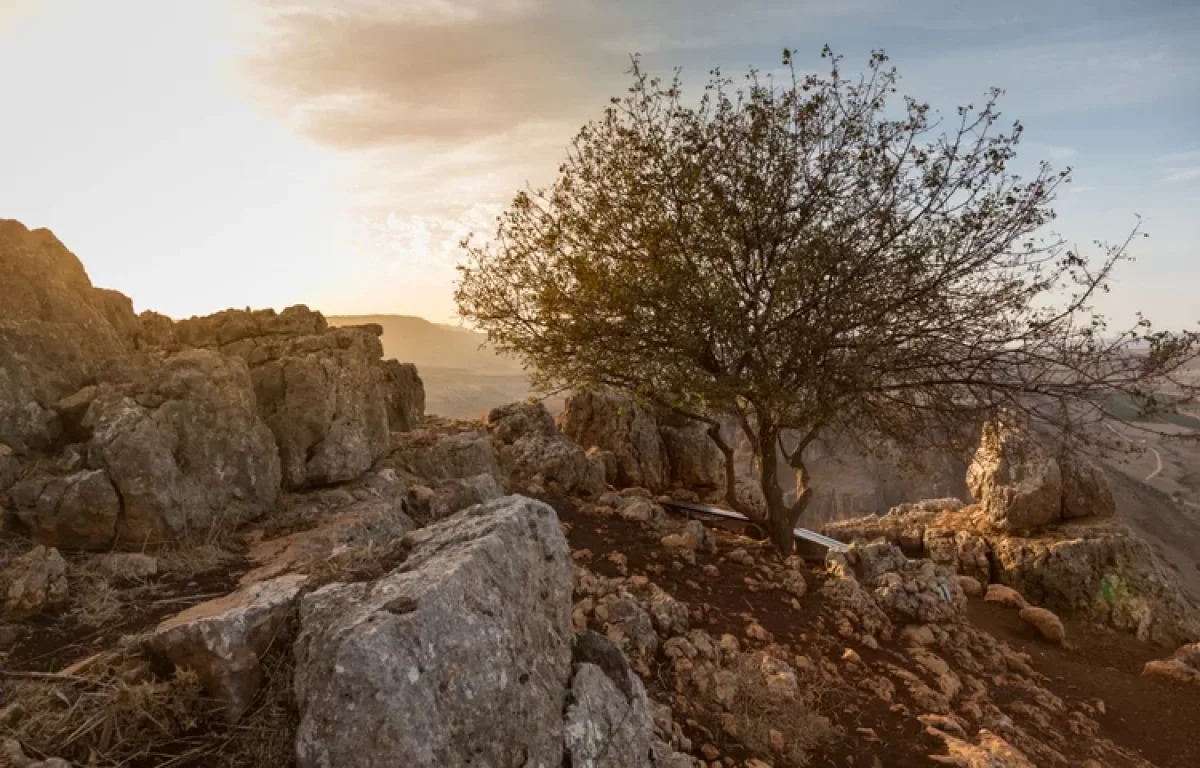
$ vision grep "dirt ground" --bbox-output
[552,494,1200,768]
[3,493,1198,767]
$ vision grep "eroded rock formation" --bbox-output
[0,220,427,550]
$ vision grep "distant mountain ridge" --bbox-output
[327,314,537,418]
[326,314,522,373]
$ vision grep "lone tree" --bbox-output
[456,48,1199,552]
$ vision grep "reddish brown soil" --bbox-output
[968,600,1200,768]
[548,493,1200,768]
[547,494,940,767]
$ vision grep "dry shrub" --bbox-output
[728,682,839,767]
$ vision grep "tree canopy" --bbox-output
[455,48,1199,551]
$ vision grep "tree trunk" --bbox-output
[756,423,816,554]
[707,421,749,517]
[757,424,795,553]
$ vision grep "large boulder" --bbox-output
[565,632,656,768]
[146,573,307,721]
[967,416,1062,531]
[966,414,1115,530]
[561,391,669,492]
[14,469,121,550]
[488,402,606,498]
[58,350,280,548]
[659,421,725,495]
[293,496,575,768]
[379,359,425,432]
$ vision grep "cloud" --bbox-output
[242,1,651,147]
[1164,167,1200,183]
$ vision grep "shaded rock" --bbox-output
[146,573,307,721]
[379,359,424,432]
[84,349,281,546]
[561,390,668,491]
[15,469,120,550]
[3,546,68,616]
[489,402,606,498]
[967,415,1062,531]
[393,429,504,487]
[293,496,573,768]
[1019,606,1066,645]
[684,519,716,553]
[564,632,655,768]
[231,324,390,489]
[850,541,965,625]
[1059,451,1115,520]
[659,421,725,494]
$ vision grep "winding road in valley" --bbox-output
[1104,422,1163,483]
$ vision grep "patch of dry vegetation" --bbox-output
[0,647,216,767]
[301,536,413,589]
[727,680,839,766]
[0,620,299,768]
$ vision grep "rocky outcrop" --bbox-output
[828,541,966,627]
[379,360,424,431]
[292,496,576,768]
[488,401,606,498]
[825,501,1199,646]
[12,350,282,548]
[0,220,137,452]
[967,415,1114,531]
[1,221,437,551]
[561,391,669,492]
[177,308,391,489]
[146,573,307,720]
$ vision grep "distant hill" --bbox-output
[326,314,545,419]
[326,315,522,372]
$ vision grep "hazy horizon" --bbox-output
[3,0,1198,331]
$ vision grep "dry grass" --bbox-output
[728,682,839,767]
[302,536,413,589]
[1,618,300,768]
[156,544,243,579]
[0,648,219,767]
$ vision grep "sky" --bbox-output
[1,0,1198,330]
